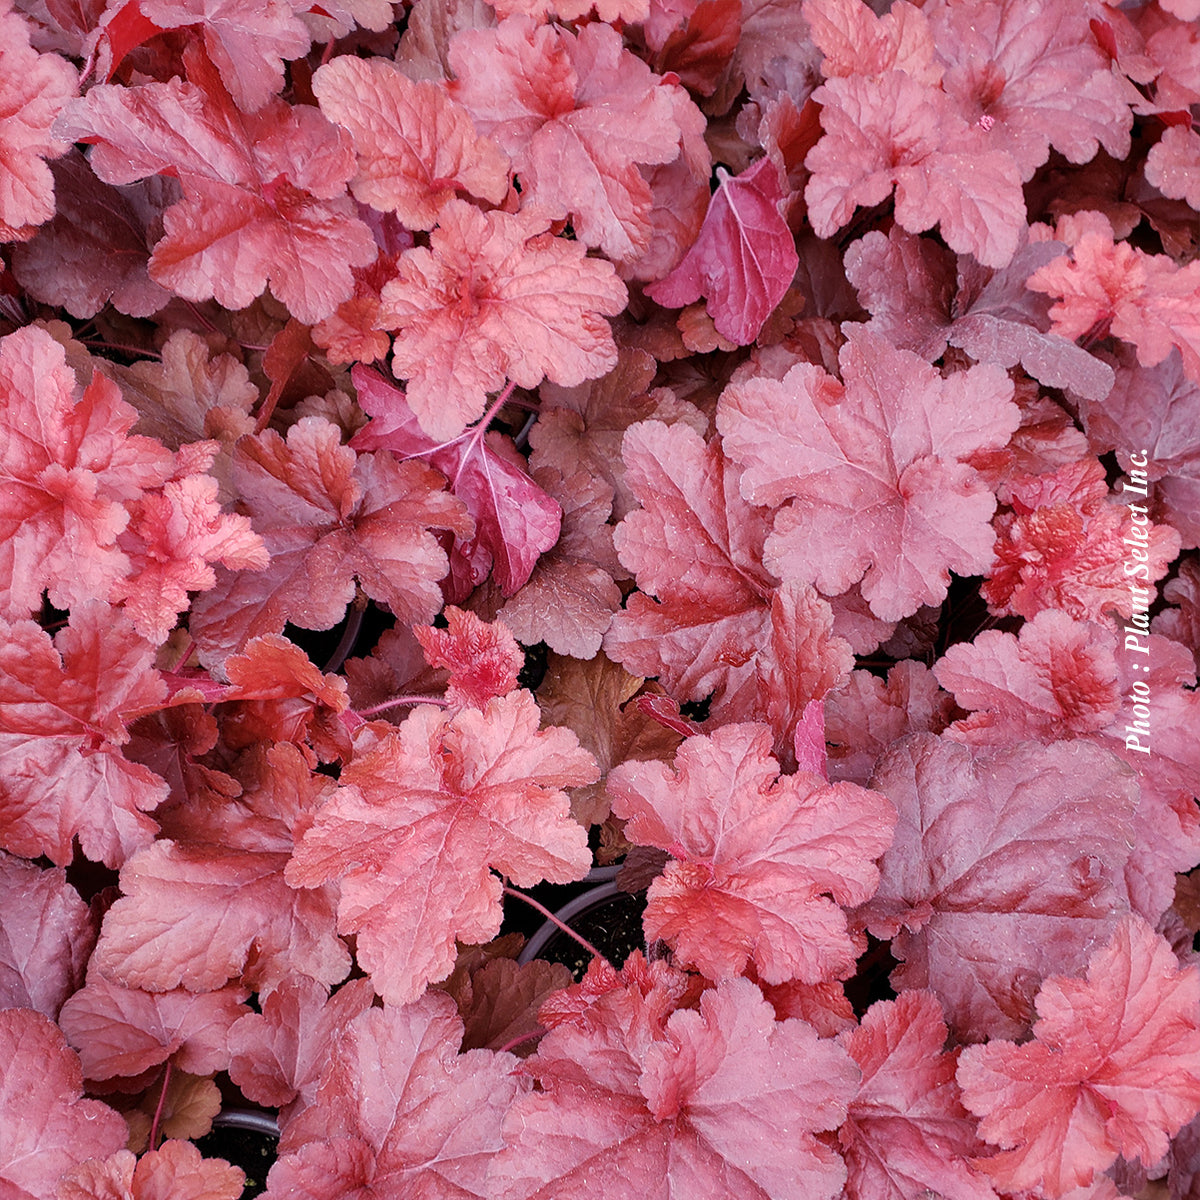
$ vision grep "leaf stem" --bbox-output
[148,1060,171,1151]
[355,694,449,717]
[503,885,608,965]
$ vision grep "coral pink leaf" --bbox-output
[137,0,311,112]
[0,851,93,1019]
[493,975,859,1200]
[957,914,1200,1198]
[0,0,77,241]
[286,692,595,1003]
[717,326,1020,621]
[0,602,169,868]
[608,722,895,984]
[267,994,523,1197]
[58,1139,245,1200]
[448,16,687,261]
[313,54,509,230]
[646,156,799,345]
[188,416,470,668]
[0,1008,127,1195]
[414,605,523,710]
[53,48,376,323]
[933,610,1121,744]
[90,744,350,993]
[227,976,375,1115]
[58,975,250,1082]
[1027,211,1200,385]
[839,991,999,1200]
[0,325,176,619]
[378,199,627,441]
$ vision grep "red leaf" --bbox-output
[286,691,595,1003]
[0,1009,127,1195]
[647,157,798,345]
[352,366,561,598]
[608,722,895,984]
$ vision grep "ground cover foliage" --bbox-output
[2,0,1200,1196]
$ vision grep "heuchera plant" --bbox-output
[3,0,1200,1195]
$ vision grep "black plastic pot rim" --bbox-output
[516,879,624,965]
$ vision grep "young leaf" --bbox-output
[646,156,799,346]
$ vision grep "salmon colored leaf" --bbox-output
[646,156,799,346]
[268,994,523,1198]
[90,743,350,993]
[58,975,249,1083]
[0,851,93,1019]
[804,70,1026,268]
[313,54,510,229]
[957,914,1200,1198]
[0,0,77,241]
[188,416,470,668]
[1027,210,1200,385]
[839,991,999,1200]
[57,1140,245,1200]
[137,0,311,112]
[0,325,177,620]
[608,721,895,984]
[859,734,1140,1042]
[227,976,376,1117]
[927,0,1134,180]
[604,419,853,758]
[54,46,376,324]
[377,198,627,441]
[934,610,1121,744]
[983,456,1180,622]
[448,15,689,261]
[0,601,169,868]
[0,1009,127,1197]
[352,365,561,598]
[717,326,1020,621]
[492,975,859,1200]
[286,691,595,1004]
